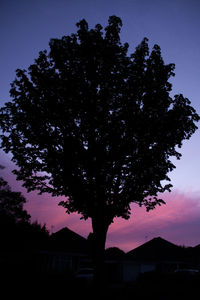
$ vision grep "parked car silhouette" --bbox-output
[75,268,94,285]
[174,268,199,275]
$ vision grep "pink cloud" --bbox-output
[106,190,200,251]
[1,157,200,252]
[24,193,92,237]
[24,188,200,252]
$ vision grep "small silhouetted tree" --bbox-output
[0,169,29,247]
[0,170,31,225]
[0,16,199,282]
[0,167,49,250]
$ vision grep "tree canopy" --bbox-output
[0,16,199,245]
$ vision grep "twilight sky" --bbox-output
[0,0,200,252]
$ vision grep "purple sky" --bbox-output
[0,0,200,251]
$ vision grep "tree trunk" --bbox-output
[91,214,109,288]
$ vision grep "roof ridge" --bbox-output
[126,236,178,255]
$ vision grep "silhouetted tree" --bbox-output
[0,16,199,283]
[0,167,49,250]
[0,171,31,225]
[16,220,49,250]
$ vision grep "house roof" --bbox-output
[49,227,89,254]
[126,237,184,261]
[105,247,125,260]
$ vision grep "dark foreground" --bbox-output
[1,269,200,300]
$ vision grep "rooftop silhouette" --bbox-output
[49,227,89,253]
[126,237,184,261]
